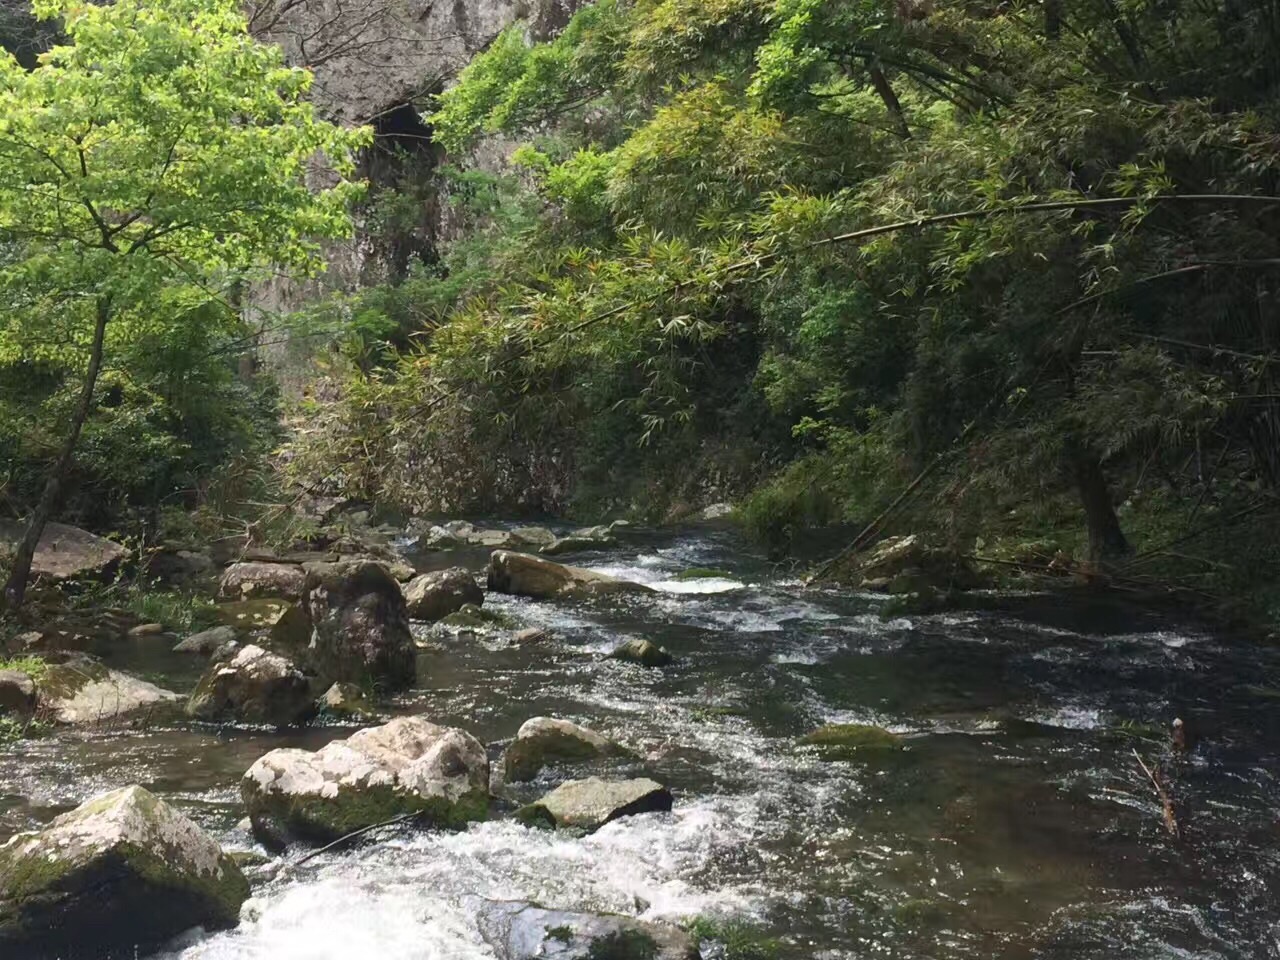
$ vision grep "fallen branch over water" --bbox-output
[1134,748,1180,839]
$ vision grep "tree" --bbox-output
[0,0,368,608]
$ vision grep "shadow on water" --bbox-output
[2,524,1278,959]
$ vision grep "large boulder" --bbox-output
[477,900,700,960]
[0,785,249,958]
[403,567,484,622]
[502,718,630,783]
[186,644,314,728]
[217,561,306,600]
[488,551,653,601]
[35,657,180,725]
[241,716,489,849]
[0,520,128,583]
[301,560,416,691]
[517,777,672,832]
[0,670,37,718]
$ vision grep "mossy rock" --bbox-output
[0,785,247,957]
[439,604,514,630]
[798,723,903,760]
[502,717,633,783]
[673,568,733,581]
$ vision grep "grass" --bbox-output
[123,590,221,633]
[683,917,781,960]
[0,655,47,680]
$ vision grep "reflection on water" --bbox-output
[2,527,1278,959]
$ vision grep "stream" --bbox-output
[2,524,1278,959]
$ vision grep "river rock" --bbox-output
[852,535,984,593]
[516,777,672,832]
[403,567,483,622]
[0,520,128,582]
[318,682,376,720]
[301,560,416,691]
[36,657,180,725]
[0,670,37,718]
[477,900,700,960]
[173,624,239,656]
[186,645,313,728]
[487,551,653,601]
[241,716,489,849]
[502,718,629,783]
[611,638,674,667]
[218,561,306,600]
[147,546,215,585]
[0,785,248,958]
[214,597,294,631]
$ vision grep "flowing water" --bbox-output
[2,525,1279,959]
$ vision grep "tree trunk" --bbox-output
[2,297,111,609]
[868,62,912,140]
[1067,439,1131,567]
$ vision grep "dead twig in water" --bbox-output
[1133,747,1180,838]
[281,810,424,875]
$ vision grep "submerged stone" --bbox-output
[0,785,248,959]
[440,603,513,630]
[173,624,240,655]
[318,681,377,720]
[502,717,631,783]
[610,638,674,668]
[798,723,902,759]
[516,776,672,832]
[241,716,489,850]
[477,900,700,960]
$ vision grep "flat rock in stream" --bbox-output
[502,717,632,783]
[487,551,653,601]
[610,638,674,668]
[0,520,128,583]
[516,777,672,832]
[477,900,700,960]
[35,656,181,725]
[0,785,248,959]
[241,716,489,850]
[173,624,239,656]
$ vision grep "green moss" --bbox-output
[586,928,659,960]
[684,917,781,960]
[0,656,47,680]
[798,723,902,760]
[674,568,733,581]
[514,803,557,830]
[547,924,575,944]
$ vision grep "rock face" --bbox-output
[218,561,306,600]
[173,624,240,656]
[503,718,628,783]
[186,645,314,728]
[0,785,249,958]
[241,716,489,849]
[0,670,37,718]
[477,900,701,960]
[488,551,653,601]
[517,777,672,832]
[0,520,127,582]
[403,567,484,622]
[302,560,416,690]
[611,638,674,668]
[36,657,180,725]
